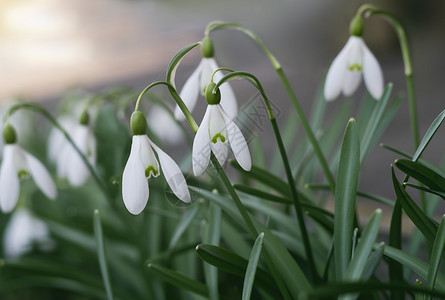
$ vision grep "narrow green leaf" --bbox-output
[427,215,445,296]
[300,281,445,299]
[404,182,445,200]
[242,232,265,300]
[361,242,385,280]
[382,245,445,291]
[389,168,404,300]
[93,209,114,300]
[166,42,201,86]
[195,244,278,296]
[412,109,445,161]
[360,84,393,163]
[202,201,222,300]
[395,159,445,192]
[191,187,312,296]
[230,162,290,197]
[334,118,360,279]
[344,209,382,281]
[233,184,292,204]
[306,183,395,207]
[147,263,209,297]
[168,203,200,250]
[391,170,438,245]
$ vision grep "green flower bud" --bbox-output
[201,36,214,58]
[3,124,17,144]
[130,111,147,135]
[350,15,364,36]
[205,82,221,105]
[79,110,89,125]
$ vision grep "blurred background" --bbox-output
[1,0,445,222]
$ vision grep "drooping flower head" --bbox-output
[122,111,190,215]
[0,124,57,213]
[192,82,251,176]
[56,110,97,187]
[324,15,384,101]
[174,36,237,121]
[3,208,53,258]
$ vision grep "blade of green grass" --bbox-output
[426,215,445,298]
[412,109,445,161]
[334,118,360,279]
[344,209,382,281]
[382,245,445,291]
[242,232,265,300]
[395,159,445,192]
[93,209,114,300]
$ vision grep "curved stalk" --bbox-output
[214,71,318,282]
[206,21,336,192]
[361,6,419,149]
[135,81,198,132]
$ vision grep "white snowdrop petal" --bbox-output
[324,37,354,101]
[0,145,20,213]
[208,105,227,143]
[192,107,211,176]
[25,151,57,200]
[122,140,149,215]
[149,106,182,145]
[67,125,92,187]
[362,43,384,100]
[221,107,252,171]
[342,70,362,96]
[3,209,50,258]
[212,65,238,119]
[211,139,228,166]
[150,143,191,203]
[138,135,160,178]
[175,61,203,120]
[200,58,215,94]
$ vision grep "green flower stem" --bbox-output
[154,60,294,296]
[214,71,318,283]
[361,6,420,149]
[206,21,336,192]
[4,103,108,194]
[135,81,198,132]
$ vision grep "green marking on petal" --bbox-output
[17,169,29,179]
[145,166,159,178]
[211,133,226,144]
[349,64,362,71]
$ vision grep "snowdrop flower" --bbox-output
[122,111,190,215]
[3,208,52,258]
[148,105,182,145]
[56,111,96,187]
[47,116,76,165]
[324,16,384,101]
[192,82,251,176]
[174,36,237,121]
[0,125,57,213]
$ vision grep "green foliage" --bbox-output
[2,8,445,300]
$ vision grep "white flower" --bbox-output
[0,144,57,213]
[324,36,384,101]
[3,208,52,258]
[47,117,75,164]
[174,58,238,121]
[122,135,190,215]
[56,123,96,187]
[192,104,251,176]
[148,105,183,145]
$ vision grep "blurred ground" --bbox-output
[1,0,445,227]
